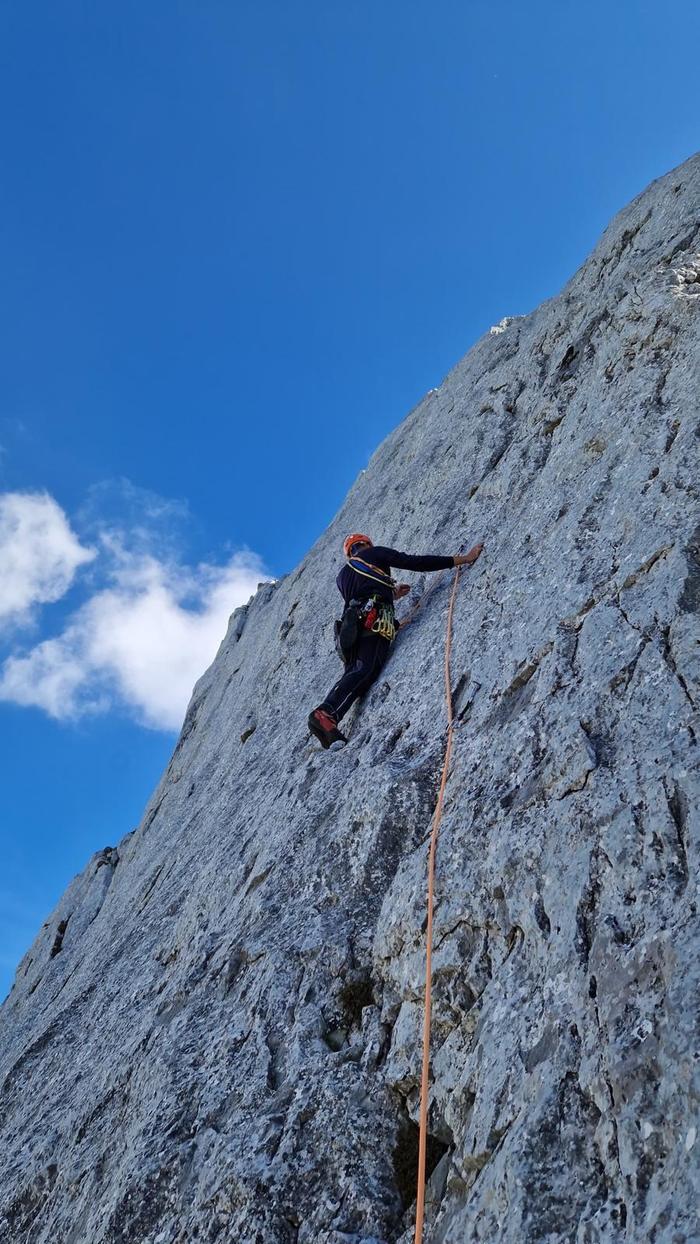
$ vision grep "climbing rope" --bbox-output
[414,561,462,1244]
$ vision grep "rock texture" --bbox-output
[1,156,699,1244]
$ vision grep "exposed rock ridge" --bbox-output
[1,155,699,1244]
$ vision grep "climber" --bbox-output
[307,534,484,748]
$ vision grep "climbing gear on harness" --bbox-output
[343,533,373,558]
[369,599,396,642]
[334,617,352,663]
[334,594,395,663]
[308,708,347,749]
[363,601,378,631]
[414,561,462,1244]
[335,603,362,663]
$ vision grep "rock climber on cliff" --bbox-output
[308,534,484,749]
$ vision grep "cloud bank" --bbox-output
[0,490,269,730]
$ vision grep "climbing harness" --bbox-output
[333,556,398,655]
[334,593,396,663]
[414,561,462,1244]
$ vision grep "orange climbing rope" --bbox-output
[414,561,462,1244]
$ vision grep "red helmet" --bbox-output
[343,533,373,558]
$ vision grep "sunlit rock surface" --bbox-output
[1,155,699,1244]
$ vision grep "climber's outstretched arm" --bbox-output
[392,542,484,595]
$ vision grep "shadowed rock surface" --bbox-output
[1,155,699,1244]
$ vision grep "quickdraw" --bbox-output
[369,600,396,642]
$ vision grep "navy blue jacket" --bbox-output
[337,546,454,605]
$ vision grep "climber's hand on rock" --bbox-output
[395,583,411,598]
[454,543,484,567]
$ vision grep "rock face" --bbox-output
[1,157,699,1244]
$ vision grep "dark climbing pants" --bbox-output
[320,631,391,723]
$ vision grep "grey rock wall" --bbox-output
[1,155,699,1244]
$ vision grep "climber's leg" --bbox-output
[317,631,391,723]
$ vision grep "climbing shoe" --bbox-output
[308,708,346,750]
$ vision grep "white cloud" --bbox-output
[0,543,268,730]
[0,492,96,624]
[0,634,96,719]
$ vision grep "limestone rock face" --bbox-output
[1,156,699,1244]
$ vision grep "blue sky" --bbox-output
[1,0,698,998]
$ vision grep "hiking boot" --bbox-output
[308,708,344,749]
